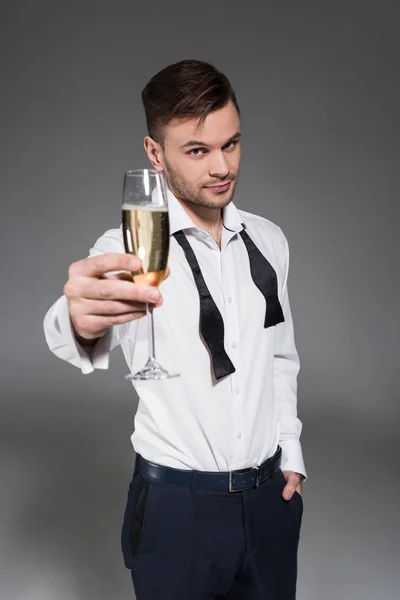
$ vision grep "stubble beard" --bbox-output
[163,160,238,209]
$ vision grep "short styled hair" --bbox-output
[141,59,240,144]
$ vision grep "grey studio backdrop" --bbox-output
[1,1,399,599]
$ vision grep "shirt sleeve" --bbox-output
[274,230,307,479]
[43,227,130,375]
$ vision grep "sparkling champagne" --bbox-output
[122,205,170,286]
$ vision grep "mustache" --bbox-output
[203,175,236,187]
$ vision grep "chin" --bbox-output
[199,197,231,209]
[201,188,235,208]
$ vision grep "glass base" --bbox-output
[125,358,180,381]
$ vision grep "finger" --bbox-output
[108,267,171,282]
[78,299,148,316]
[106,267,170,283]
[104,271,135,282]
[66,278,162,304]
[107,268,170,284]
[282,482,297,501]
[69,253,141,278]
[83,311,147,330]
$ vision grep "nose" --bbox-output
[208,152,230,179]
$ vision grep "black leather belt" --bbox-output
[135,446,282,493]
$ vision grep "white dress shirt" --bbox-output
[43,190,307,478]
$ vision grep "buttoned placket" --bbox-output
[220,227,246,468]
[187,225,248,470]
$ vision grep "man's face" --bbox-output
[157,101,241,209]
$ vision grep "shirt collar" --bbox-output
[167,187,244,236]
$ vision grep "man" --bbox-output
[44,59,306,599]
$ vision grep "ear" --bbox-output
[144,136,164,171]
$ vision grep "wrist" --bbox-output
[75,332,100,347]
[71,321,103,347]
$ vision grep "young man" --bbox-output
[44,59,306,599]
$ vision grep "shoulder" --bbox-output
[237,209,291,290]
[238,208,288,257]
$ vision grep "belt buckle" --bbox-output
[228,470,236,493]
[228,466,260,492]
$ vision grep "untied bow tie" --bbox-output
[173,228,285,381]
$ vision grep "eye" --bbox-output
[223,140,239,151]
[188,148,207,156]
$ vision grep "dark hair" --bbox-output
[141,59,240,144]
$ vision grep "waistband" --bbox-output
[135,446,282,493]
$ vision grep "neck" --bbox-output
[176,198,224,247]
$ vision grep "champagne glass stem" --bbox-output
[147,303,157,361]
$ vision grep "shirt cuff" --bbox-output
[56,296,112,374]
[279,438,307,480]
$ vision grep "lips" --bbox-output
[205,181,231,192]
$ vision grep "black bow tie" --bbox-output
[173,228,285,382]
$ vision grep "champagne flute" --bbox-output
[122,169,179,380]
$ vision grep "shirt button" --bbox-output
[228,297,232,303]
[236,387,240,394]
[237,433,242,439]
[232,342,237,349]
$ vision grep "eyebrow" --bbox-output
[180,132,241,149]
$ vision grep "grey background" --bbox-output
[1,1,399,598]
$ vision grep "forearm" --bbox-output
[274,322,306,478]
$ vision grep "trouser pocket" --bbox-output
[121,471,150,569]
[277,468,303,519]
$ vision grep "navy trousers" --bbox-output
[121,465,303,599]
